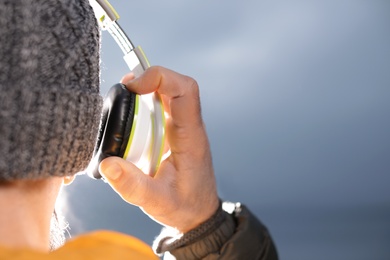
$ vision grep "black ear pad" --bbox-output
[88,83,136,179]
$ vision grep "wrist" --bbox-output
[153,200,236,256]
[176,196,220,233]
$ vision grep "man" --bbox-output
[0,0,277,259]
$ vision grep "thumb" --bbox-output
[99,157,152,207]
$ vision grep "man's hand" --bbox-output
[99,66,219,233]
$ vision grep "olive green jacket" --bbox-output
[155,202,278,260]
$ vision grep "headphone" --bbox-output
[87,0,165,179]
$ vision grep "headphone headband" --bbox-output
[89,0,146,76]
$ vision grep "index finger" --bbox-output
[122,66,207,156]
[123,66,203,129]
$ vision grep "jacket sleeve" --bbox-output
[153,202,278,260]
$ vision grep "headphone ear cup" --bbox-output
[87,83,136,179]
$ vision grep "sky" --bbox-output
[64,1,390,259]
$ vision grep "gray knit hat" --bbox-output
[0,0,103,180]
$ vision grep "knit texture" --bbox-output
[0,0,102,180]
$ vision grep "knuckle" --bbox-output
[121,174,143,204]
[184,76,199,95]
[147,65,163,77]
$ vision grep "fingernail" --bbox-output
[101,163,122,180]
[120,72,135,84]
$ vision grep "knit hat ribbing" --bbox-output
[0,0,103,180]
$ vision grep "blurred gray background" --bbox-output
[64,0,390,259]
